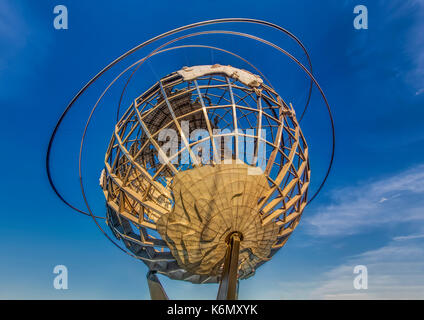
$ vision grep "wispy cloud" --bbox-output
[388,0,424,93]
[305,164,424,236]
[393,233,424,241]
[345,0,424,97]
[0,1,28,67]
[308,238,424,299]
[242,237,424,299]
[0,1,51,99]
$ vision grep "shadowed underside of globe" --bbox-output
[156,162,279,279]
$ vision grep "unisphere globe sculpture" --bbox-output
[100,64,310,287]
[46,19,335,300]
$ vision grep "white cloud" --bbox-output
[308,239,424,299]
[248,238,424,299]
[305,164,424,236]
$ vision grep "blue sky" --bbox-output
[1,0,423,299]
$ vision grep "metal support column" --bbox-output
[147,270,169,300]
[217,232,241,300]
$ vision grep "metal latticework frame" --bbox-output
[101,66,310,283]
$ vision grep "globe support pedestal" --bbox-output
[147,270,169,300]
[147,231,241,301]
[217,233,241,300]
